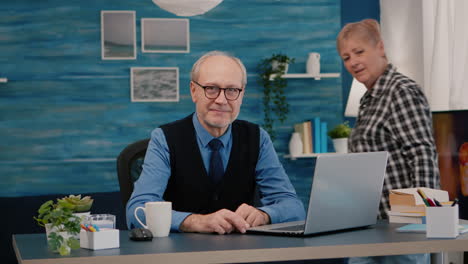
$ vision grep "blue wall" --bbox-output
[1,0,379,205]
[340,0,380,125]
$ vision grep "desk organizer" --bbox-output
[80,229,120,250]
[83,214,116,229]
[426,204,459,238]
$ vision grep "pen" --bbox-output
[81,224,90,232]
[426,197,436,207]
[92,224,100,232]
[87,225,97,232]
[452,198,459,207]
[433,198,442,207]
[416,188,431,206]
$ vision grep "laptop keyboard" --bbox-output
[271,224,305,231]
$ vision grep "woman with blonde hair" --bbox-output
[337,19,439,264]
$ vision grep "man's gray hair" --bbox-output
[190,51,247,87]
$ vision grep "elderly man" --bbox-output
[126,51,305,234]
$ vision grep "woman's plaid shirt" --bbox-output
[349,64,440,219]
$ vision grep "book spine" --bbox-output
[303,121,312,154]
[301,122,309,154]
[390,205,425,213]
[389,215,423,224]
[321,121,328,153]
[389,193,417,206]
[312,117,321,153]
[306,121,313,153]
[294,123,305,154]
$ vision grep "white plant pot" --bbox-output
[332,138,348,153]
[45,223,61,239]
[45,223,71,236]
[271,61,289,74]
[45,221,80,241]
[289,132,303,156]
[45,223,72,245]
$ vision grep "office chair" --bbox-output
[116,138,150,207]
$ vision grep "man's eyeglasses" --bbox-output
[192,80,243,101]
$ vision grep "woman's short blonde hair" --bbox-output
[336,19,382,53]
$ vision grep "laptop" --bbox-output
[247,151,388,236]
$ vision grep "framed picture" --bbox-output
[131,67,179,102]
[141,18,190,53]
[101,11,136,60]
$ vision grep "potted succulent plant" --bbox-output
[257,53,295,140]
[34,199,81,256]
[328,121,352,153]
[58,194,93,214]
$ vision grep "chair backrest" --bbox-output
[116,138,150,207]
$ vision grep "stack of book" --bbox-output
[388,188,450,223]
[293,117,328,154]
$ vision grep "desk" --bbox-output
[13,221,468,264]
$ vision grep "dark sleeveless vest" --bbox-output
[160,114,260,214]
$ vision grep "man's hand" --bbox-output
[235,203,270,227]
[179,209,250,234]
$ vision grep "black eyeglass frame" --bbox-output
[192,80,244,101]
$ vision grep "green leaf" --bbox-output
[57,200,75,209]
[58,243,71,256]
[38,200,54,214]
[47,232,63,252]
[68,237,80,250]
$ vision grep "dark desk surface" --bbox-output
[13,221,468,264]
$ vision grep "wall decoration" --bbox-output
[131,67,179,102]
[101,11,136,60]
[151,0,223,16]
[142,18,190,53]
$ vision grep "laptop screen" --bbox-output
[303,152,388,234]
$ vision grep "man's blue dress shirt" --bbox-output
[126,114,305,231]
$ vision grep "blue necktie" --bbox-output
[208,139,224,184]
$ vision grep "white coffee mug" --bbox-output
[134,201,172,237]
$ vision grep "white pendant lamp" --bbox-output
[152,0,223,16]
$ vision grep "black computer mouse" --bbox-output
[129,228,153,241]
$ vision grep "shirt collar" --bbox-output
[192,113,231,148]
[368,63,395,98]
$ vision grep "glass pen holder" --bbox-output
[83,214,116,230]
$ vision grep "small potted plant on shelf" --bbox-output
[328,121,352,153]
[257,53,295,140]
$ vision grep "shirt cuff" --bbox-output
[172,211,192,232]
[257,206,278,224]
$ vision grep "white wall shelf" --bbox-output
[0,78,8,83]
[284,152,338,160]
[269,73,340,81]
